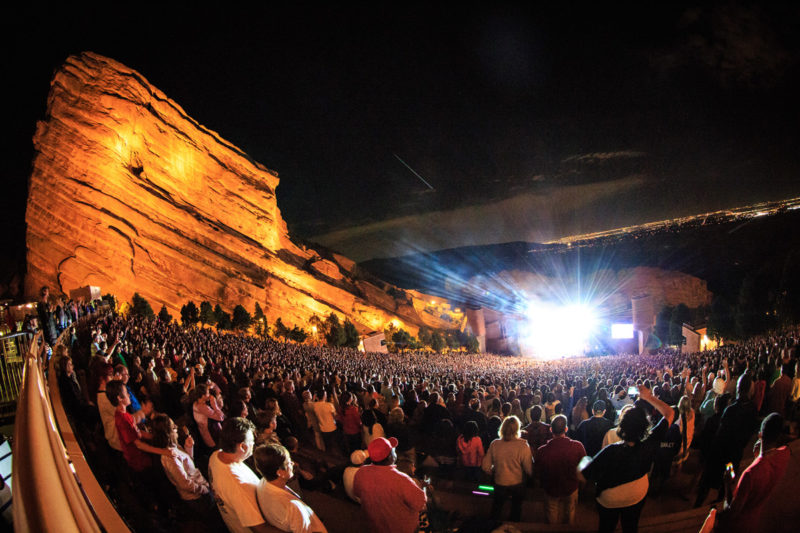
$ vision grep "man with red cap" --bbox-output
[353,437,427,533]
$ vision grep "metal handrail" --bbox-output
[0,333,30,413]
[12,314,129,532]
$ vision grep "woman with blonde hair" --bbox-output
[571,397,589,432]
[510,399,525,422]
[673,395,695,468]
[481,415,533,521]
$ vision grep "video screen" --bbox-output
[611,323,634,339]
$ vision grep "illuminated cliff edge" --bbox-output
[25,52,457,334]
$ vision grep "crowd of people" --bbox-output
[50,297,799,533]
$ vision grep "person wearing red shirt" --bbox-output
[339,391,363,454]
[107,380,174,473]
[522,405,552,460]
[537,414,587,524]
[766,365,793,417]
[353,437,426,533]
[457,421,485,481]
[716,413,791,533]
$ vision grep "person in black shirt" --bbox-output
[694,373,758,507]
[576,400,613,457]
[596,388,616,425]
[460,398,489,446]
[579,384,674,533]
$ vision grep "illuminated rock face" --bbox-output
[24,52,444,333]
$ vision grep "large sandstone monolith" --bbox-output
[24,52,444,333]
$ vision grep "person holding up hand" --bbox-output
[579,383,674,533]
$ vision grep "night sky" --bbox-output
[5,3,800,267]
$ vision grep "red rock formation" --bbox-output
[24,52,445,334]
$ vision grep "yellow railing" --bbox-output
[0,333,29,417]
[12,314,130,532]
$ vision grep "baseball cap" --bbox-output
[367,437,398,462]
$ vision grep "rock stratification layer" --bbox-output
[25,52,451,333]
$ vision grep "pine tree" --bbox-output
[289,326,308,343]
[158,305,172,324]
[131,293,155,320]
[180,301,199,327]
[232,305,252,332]
[431,331,446,352]
[274,318,290,339]
[199,301,216,328]
[254,303,267,338]
[325,313,346,346]
[217,311,232,330]
[343,319,360,348]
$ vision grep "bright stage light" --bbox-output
[521,301,597,359]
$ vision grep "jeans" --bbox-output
[545,490,578,524]
[490,483,525,522]
[344,432,361,454]
[321,429,339,456]
[597,498,646,533]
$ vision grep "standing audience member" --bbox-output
[523,405,552,459]
[302,390,324,451]
[537,414,587,525]
[193,383,225,450]
[97,370,123,453]
[766,364,793,417]
[482,415,533,522]
[695,373,759,507]
[457,421,485,481]
[107,381,174,478]
[579,385,675,533]
[571,397,590,432]
[339,391,362,454]
[672,395,695,468]
[715,413,791,533]
[312,390,339,456]
[576,401,613,457]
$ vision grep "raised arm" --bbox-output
[638,385,674,426]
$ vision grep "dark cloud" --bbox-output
[562,151,646,164]
[650,5,794,88]
[312,175,649,261]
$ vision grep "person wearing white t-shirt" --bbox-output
[312,390,338,455]
[254,443,327,533]
[208,417,275,533]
